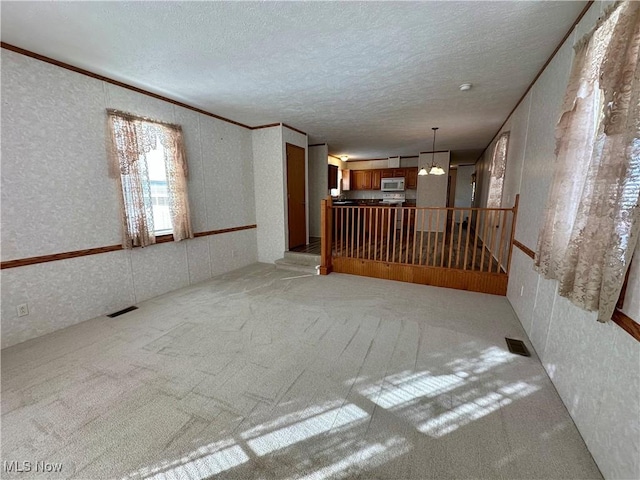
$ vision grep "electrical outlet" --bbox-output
[17,303,29,317]
[520,285,524,297]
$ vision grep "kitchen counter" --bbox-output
[332,199,416,207]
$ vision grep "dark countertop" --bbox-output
[332,199,416,207]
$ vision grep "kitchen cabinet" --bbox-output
[328,164,338,190]
[352,170,372,190]
[405,168,418,189]
[371,170,381,190]
[343,168,419,191]
[342,169,351,190]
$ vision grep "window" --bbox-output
[535,1,640,322]
[486,132,509,208]
[107,109,193,248]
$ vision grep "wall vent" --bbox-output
[505,337,530,357]
[107,306,138,318]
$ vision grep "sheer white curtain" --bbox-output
[107,110,193,248]
[487,132,510,208]
[535,1,640,322]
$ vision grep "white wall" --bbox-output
[309,144,329,238]
[454,165,474,208]
[252,124,308,261]
[1,50,258,348]
[328,156,347,169]
[417,151,450,231]
[476,3,639,478]
[344,157,419,170]
[621,249,640,319]
[252,126,284,263]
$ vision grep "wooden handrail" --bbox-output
[1,224,257,270]
[331,205,514,212]
[506,194,520,275]
[319,196,333,275]
[322,195,520,276]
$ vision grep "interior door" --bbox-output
[286,143,306,249]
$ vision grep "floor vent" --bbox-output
[107,306,138,318]
[505,337,530,357]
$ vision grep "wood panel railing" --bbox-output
[320,195,519,295]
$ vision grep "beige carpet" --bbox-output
[1,263,601,479]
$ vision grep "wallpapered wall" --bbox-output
[252,126,285,263]
[1,49,258,348]
[416,151,450,232]
[309,144,329,238]
[251,125,308,263]
[476,3,639,478]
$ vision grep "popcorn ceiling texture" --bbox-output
[0,1,587,158]
[1,50,258,348]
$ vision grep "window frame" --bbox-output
[106,109,192,248]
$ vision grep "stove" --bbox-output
[381,193,406,229]
[380,192,406,205]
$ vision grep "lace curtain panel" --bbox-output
[535,1,640,322]
[107,110,193,248]
[487,132,510,208]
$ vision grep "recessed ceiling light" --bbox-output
[459,83,472,91]
[340,155,349,161]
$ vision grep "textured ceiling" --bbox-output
[1,1,587,160]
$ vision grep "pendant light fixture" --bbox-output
[418,127,445,176]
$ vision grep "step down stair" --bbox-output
[274,251,321,275]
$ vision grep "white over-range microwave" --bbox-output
[381,177,405,191]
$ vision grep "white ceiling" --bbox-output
[1,1,587,160]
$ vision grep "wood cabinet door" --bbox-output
[352,170,372,190]
[371,170,381,190]
[328,164,338,190]
[351,170,363,190]
[405,168,418,189]
[361,170,372,190]
[392,168,406,178]
[381,169,395,178]
[342,169,351,190]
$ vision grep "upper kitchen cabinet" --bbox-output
[328,164,338,190]
[343,167,419,191]
[371,170,381,190]
[405,167,418,189]
[352,170,372,190]
[342,169,351,191]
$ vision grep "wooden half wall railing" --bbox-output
[319,198,333,275]
[320,195,519,275]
